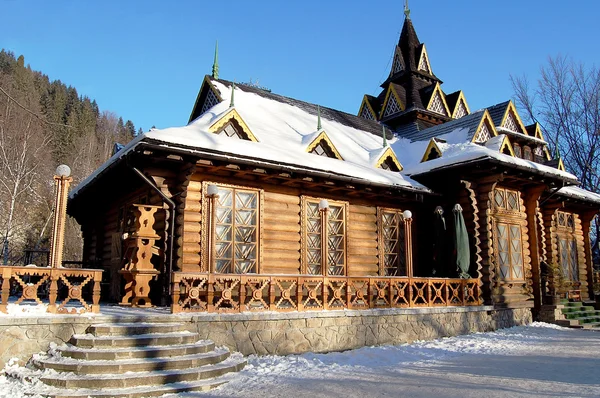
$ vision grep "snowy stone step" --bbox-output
[59,340,215,361]
[70,331,199,348]
[40,355,246,389]
[88,322,189,336]
[38,348,230,374]
[41,376,235,398]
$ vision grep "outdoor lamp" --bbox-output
[55,164,71,178]
[402,210,412,220]
[207,184,219,197]
[318,199,329,211]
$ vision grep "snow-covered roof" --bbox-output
[557,185,600,205]
[71,78,585,201]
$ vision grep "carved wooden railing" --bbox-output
[171,273,481,313]
[0,266,103,314]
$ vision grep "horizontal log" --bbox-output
[263,214,300,224]
[184,215,203,225]
[184,223,201,233]
[263,230,300,242]
[182,253,201,264]
[183,232,200,243]
[186,202,202,212]
[180,263,202,272]
[347,246,378,256]
[260,265,301,275]
[347,231,377,240]
[263,240,300,251]
[264,192,300,205]
[187,181,203,191]
[263,200,301,212]
[346,239,377,249]
[263,223,300,233]
[347,221,377,232]
[347,255,378,266]
[186,191,203,202]
[263,249,301,261]
[348,212,377,223]
[349,205,376,215]
[183,242,200,254]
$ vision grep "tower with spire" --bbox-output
[358,6,470,136]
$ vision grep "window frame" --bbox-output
[555,210,579,282]
[300,196,348,276]
[377,207,407,276]
[201,181,264,274]
[492,187,526,282]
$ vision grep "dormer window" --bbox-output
[513,143,522,158]
[219,121,245,139]
[523,146,533,161]
[380,156,400,172]
[311,141,336,158]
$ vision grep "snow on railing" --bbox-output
[171,273,481,313]
[0,266,103,314]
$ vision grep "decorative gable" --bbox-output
[472,111,497,144]
[189,75,224,123]
[200,86,220,115]
[375,147,403,172]
[499,136,515,156]
[208,108,258,142]
[358,95,377,121]
[390,47,404,76]
[381,86,405,119]
[426,84,450,117]
[451,92,470,119]
[306,131,343,160]
[501,102,527,134]
[421,139,443,162]
[417,45,432,74]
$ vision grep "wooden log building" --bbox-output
[68,12,600,321]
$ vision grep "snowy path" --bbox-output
[1,323,599,397]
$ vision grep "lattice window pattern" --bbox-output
[429,91,448,116]
[454,101,468,119]
[559,237,579,281]
[383,93,402,117]
[392,52,403,74]
[200,88,220,115]
[214,187,258,274]
[474,122,491,143]
[495,222,524,280]
[493,188,520,212]
[327,205,346,276]
[533,146,545,163]
[310,140,336,158]
[503,112,521,133]
[303,199,346,276]
[419,52,431,73]
[380,210,406,276]
[360,105,375,120]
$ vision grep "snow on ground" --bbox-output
[1,323,599,397]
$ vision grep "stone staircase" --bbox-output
[32,322,246,397]
[555,300,600,330]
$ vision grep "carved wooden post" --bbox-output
[403,211,413,278]
[524,187,546,313]
[581,211,597,300]
[171,273,181,313]
[47,270,58,313]
[0,267,11,313]
[92,270,102,313]
[49,165,72,269]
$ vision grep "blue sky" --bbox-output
[1,0,598,131]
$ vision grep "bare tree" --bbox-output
[0,82,53,264]
[511,56,600,263]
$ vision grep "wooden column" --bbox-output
[581,211,597,300]
[49,174,72,268]
[404,217,413,278]
[524,186,546,313]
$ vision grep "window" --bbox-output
[495,222,524,280]
[379,156,401,172]
[492,187,525,281]
[310,141,336,158]
[378,209,406,276]
[556,211,578,282]
[207,184,261,274]
[302,197,347,276]
[523,146,533,161]
[513,143,522,158]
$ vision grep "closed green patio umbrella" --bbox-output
[453,204,471,279]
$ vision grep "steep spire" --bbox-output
[382,124,388,147]
[212,40,219,79]
[230,81,235,107]
[404,0,410,18]
[317,105,322,130]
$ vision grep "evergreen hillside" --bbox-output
[0,49,139,264]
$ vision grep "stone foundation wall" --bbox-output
[190,306,533,355]
[0,306,532,368]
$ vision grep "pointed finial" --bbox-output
[230,81,235,107]
[404,0,410,18]
[317,105,322,130]
[212,41,219,79]
[382,124,388,147]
